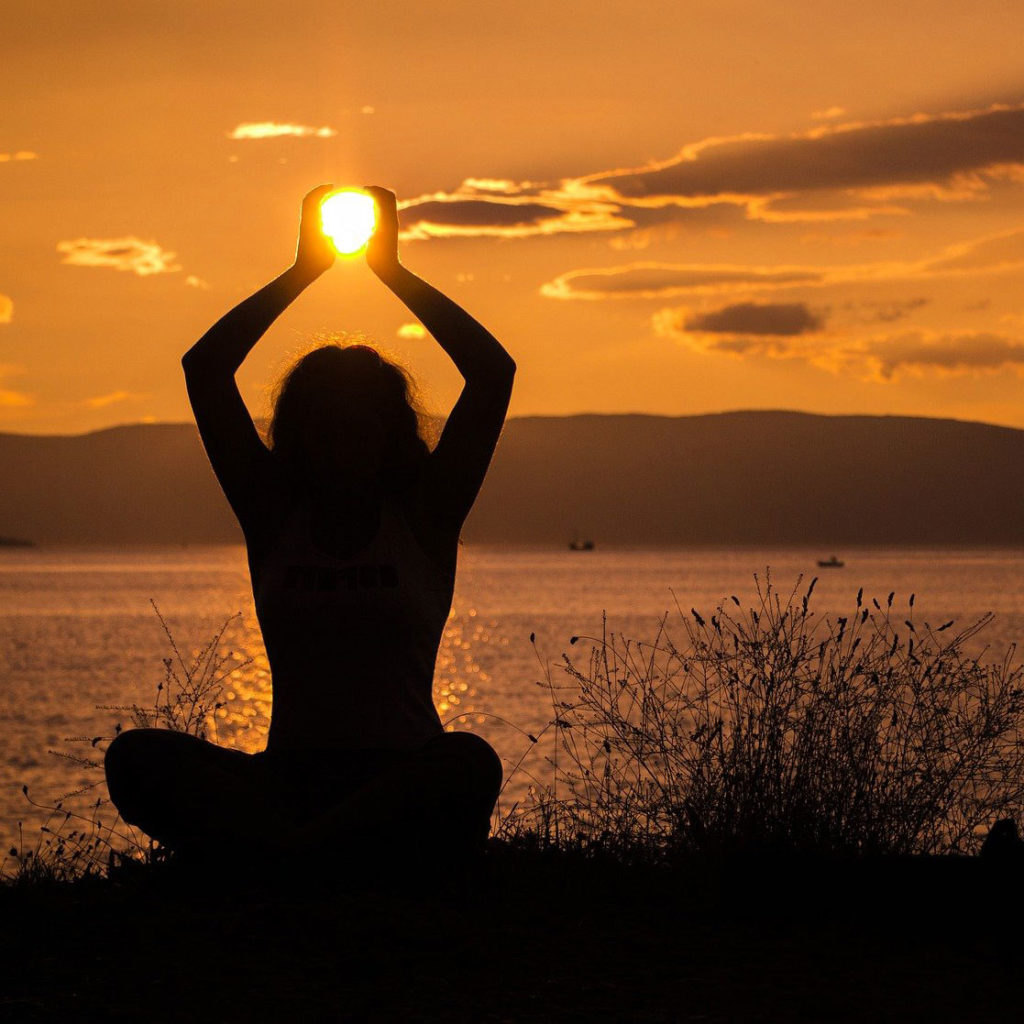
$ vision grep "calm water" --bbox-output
[3,544,1024,858]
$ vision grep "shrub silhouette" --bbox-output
[499,576,1024,860]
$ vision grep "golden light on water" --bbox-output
[320,190,377,255]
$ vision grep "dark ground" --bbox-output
[2,846,1021,1022]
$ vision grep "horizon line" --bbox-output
[1,407,1020,439]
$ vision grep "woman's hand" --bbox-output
[364,185,401,278]
[293,184,337,280]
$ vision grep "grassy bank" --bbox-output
[4,578,1024,1020]
[3,841,1023,1022]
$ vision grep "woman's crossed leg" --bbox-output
[104,728,503,865]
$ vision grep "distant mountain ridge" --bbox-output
[0,412,1022,546]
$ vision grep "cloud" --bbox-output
[584,103,1024,216]
[399,179,631,240]
[541,263,824,300]
[842,297,929,324]
[0,151,38,163]
[184,275,209,289]
[543,227,1024,300]
[0,365,32,408]
[924,228,1024,275]
[655,307,1024,382]
[399,103,1024,241]
[653,302,827,363]
[84,390,147,409]
[863,331,1024,379]
[682,302,824,336]
[0,295,11,323]
[0,389,32,407]
[57,238,180,276]
[811,106,847,121]
[228,122,336,140]
[397,323,427,339]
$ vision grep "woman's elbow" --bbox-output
[491,356,516,395]
[181,346,201,373]
[181,345,224,377]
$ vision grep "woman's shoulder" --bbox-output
[243,467,303,563]
[390,491,459,577]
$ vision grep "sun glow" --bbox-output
[320,190,377,255]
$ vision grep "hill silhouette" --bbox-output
[0,412,1021,545]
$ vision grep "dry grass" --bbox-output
[497,574,1024,861]
[3,604,243,883]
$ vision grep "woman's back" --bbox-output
[252,495,452,750]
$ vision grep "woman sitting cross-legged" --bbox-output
[104,185,515,872]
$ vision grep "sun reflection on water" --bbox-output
[211,611,272,754]
[436,607,486,726]
[207,605,503,755]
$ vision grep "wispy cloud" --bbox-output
[0,389,32,408]
[57,238,180,276]
[0,365,32,408]
[227,122,336,140]
[0,295,12,323]
[541,263,825,299]
[184,275,209,289]
[0,151,38,163]
[84,390,147,410]
[841,297,930,324]
[811,106,847,121]
[542,227,1024,300]
[399,178,630,240]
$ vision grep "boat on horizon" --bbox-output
[569,534,595,551]
[817,555,844,568]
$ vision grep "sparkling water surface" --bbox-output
[3,544,1024,858]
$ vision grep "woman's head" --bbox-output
[269,342,431,497]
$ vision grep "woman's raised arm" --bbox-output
[364,186,516,529]
[182,185,335,527]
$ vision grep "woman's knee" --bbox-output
[105,729,159,814]
[105,728,157,781]
[104,728,198,822]
[425,731,503,802]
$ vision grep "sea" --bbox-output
[3,544,1024,860]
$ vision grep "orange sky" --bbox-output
[3,0,1024,433]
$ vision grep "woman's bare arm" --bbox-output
[182,185,335,528]
[365,186,516,529]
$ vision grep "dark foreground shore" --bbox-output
[2,845,1022,1022]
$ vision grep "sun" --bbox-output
[320,190,377,255]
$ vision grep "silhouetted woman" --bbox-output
[104,185,515,867]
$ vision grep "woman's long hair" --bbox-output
[269,341,432,499]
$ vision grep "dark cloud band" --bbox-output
[588,105,1024,203]
[399,103,1024,241]
[684,302,824,336]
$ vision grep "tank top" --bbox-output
[252,498,452,751]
